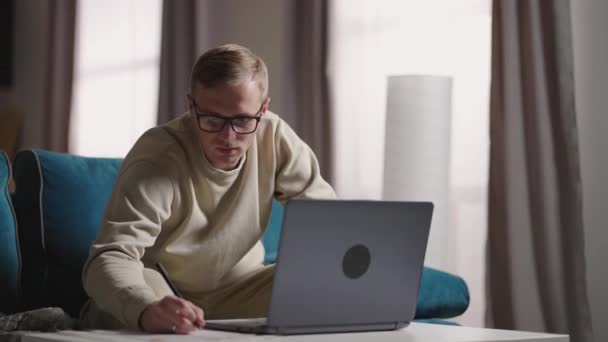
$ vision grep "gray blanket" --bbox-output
[0,308,77,332]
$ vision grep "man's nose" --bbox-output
[218,122,236,140]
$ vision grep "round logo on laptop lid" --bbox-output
[342,244,371,279]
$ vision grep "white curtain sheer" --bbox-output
[327,0,491,326]
[70,0,162,158]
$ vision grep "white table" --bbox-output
[9,323,568,342]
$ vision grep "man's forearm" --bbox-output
[83,250,160,330]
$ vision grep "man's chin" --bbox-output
[211,155,241,171]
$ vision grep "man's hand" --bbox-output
[139,296,205,334]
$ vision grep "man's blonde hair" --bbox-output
[190,44,268,99]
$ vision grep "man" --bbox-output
[80,44,335,334]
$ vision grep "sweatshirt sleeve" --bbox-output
[82,160,177,330]
[274,119,336,204]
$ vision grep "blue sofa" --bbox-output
[0,152,20,315]
[0,149,469,324]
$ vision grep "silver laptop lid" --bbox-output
[267,200,433,328]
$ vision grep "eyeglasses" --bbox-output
[191,98,263,134]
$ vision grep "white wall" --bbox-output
[571,1,608,341]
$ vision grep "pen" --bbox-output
[155,262,184,298]
[156,262,205,330]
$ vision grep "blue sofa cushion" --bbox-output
[261,202,470,319]
[0,151,21,314]
[416,267,469,319]
[12,149,122,317]
[261,199,284,264]
[413,319,460,326]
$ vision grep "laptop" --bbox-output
[205,199,433,335]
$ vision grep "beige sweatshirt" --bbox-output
[82,111,335,330]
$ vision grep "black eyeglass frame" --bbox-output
[190,97,263,134]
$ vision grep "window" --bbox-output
[328,0,491,326]
[70,0,162,158]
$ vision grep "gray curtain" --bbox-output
[44,0,77,152]
[487,1,593,341]
[293,0,333,183]
[157,0,198,125]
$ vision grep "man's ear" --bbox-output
[261,97,271,115]
[185,94,194,112]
